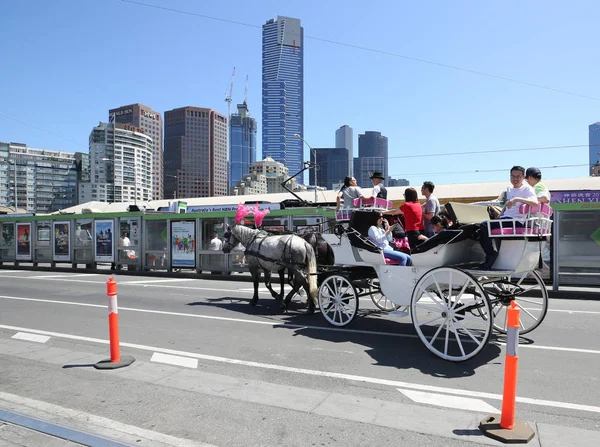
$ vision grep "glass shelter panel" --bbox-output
[556,210,600,286]
[199,218,226,273]
[35,221,52,262]
[118,218,140,266]
[145,219,168,269]
[1,223,16,261]
[74,219,94,263]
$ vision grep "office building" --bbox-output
[262,16,304,182]
[0,142,78,213]
[589,123,600,176]
[164,106,228,199]
[354,131,388,187]
[109,103,163,199]
[389,177,410,187]
[82,122,153,204]
[309,147,349,190]
[249,156,296,193]
[232,173,268,196]
[335,125,353,175]
[229,102,257,191]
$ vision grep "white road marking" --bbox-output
[119,278,197,285]
[151,352,198,368]
[0,391,213,447]
[398,389,499,413]
[1,295,599,355]
[2,274,600,314]
[27,273,99,279]
[0,323,599,415]
[11,332,50,343]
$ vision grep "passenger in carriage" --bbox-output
[336,176,363,210]
[392,187,427,250]
[367,213,412,266]
[478,166,538,269]
[525,167,551,204]
[421,181,440,237]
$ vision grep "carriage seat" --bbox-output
[489,203,553,236]
[352,197,393,209]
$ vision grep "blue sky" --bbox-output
[1,0,599,187]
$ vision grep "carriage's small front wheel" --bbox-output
[368,279,402,312]
[411,267,493,362]
[318,275,358,327]
[481,270,548,335]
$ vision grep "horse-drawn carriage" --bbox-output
[317,198,552,362]
[223,200,552,362]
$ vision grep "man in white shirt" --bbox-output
[209,233,223,251]
[479,166,538,269]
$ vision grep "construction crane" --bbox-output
[243,75,248,105]
[224,66,236,118]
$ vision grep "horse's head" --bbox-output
[222,226,238,254]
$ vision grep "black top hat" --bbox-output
[370,171,385,180]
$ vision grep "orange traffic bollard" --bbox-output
[501,301,520,430]
[479,300,534,443]
[94,276,135,370]
[106,276,120,362]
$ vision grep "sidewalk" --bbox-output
[0,419,84,446]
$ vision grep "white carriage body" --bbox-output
[325,201,551,307]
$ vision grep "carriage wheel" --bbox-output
[483,270,548,335]
[411,267,493,362]
[368,279,402,312]
[318,275,359,327]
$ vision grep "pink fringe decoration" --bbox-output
[252,203,270,228]
[234,203,270,227]
[235,204,251,224]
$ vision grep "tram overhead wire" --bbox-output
[121,0,600,102]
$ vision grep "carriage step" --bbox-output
[388,310,409,318]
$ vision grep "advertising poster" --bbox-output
[16,223,31,260]
[53,221,71,262]
[171,221,196,268]
[95,220,114,262]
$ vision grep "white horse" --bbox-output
[222,225,318,313]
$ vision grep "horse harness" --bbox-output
[243,232,305,269]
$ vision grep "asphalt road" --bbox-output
[0,270,599,446]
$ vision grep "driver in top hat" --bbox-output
[367,171,387,200]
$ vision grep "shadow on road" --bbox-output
[187,296,503,379]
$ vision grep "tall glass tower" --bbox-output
[354,131,388,187]
[262,16,304,182]
[229,103,257,191]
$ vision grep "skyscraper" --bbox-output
[109,103,163,200]
[262,16,304,182]
[589,123,600,176]
[309,148,349,190]
[229,103,257,191]
[335,125,353,175]
[354,131,388,187]
[83,122,153,204]
[164,106,228,199]
[0,142,78,213]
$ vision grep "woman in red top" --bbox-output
[397,187,426,251]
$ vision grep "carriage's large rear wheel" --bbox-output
[480,270,548,335]
[318,274,358,327]
[411,267,493,362]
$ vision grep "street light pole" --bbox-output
[293,133,317,204]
